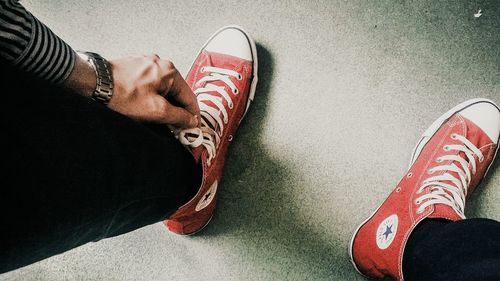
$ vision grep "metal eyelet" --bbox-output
[233,88,239,94]
[229,103,234,109]
[407,172,413,178]
[395,186,402,193]
[237,74,243,80]
[436,157,443,163]
[200,67,206,73]
[415,199,421,205]
[451,133,458,139]
[443,145,450,151]
[427,168,434,174]
[228,135,233,142]
[479,156,484,163]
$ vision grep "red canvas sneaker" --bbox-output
[164,26,258,235]
[349,98,500,280]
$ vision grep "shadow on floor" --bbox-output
[185,43,355,280]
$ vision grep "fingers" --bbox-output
[168,70,200,117]
[136,54,201,127]
[151,95,199,128]
[155,59,201,118]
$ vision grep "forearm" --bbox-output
[0,0,76,84]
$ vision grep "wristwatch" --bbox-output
[77,51,113,105]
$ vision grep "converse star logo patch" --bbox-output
[376,214,398,250]
[195,181,218,212]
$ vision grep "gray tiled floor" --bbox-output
[2,1,499,280]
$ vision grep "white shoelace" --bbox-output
[415,133,484,218]
[176,66,241,166]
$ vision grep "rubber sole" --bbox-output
[184,214,214,236]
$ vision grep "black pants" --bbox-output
[0,65,200,273]
[403,218,500,281]
[1,65,499,280]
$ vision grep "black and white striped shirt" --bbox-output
[0,0,75,84]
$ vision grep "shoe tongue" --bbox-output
[188,52,240,166]
[446,116,492,193]
[206,50,241,69]
[202,114,219,132]
[428,204,463,221]
[427,115,467,220]
[427,153,464,221]
[428,115,492,221]
[198,53,237,121]
[189,115,220,164]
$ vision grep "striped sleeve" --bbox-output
[0,0,75,84]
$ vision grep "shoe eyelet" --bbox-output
[415,199,421,205]
[427,168,434,175]
[443,145,450,151]
[237,74,243,80]
[229,103,234,109]
[436,157,443,163]
[451,133,458,139]
[200,67,206,73]
[479,156,484,163]
[233,88,239,94]
[395,186,402,193]
[228,135,233,142]
[406,172,413,178]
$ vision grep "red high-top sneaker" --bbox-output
[164,26,258,235]
[349,98,500,280]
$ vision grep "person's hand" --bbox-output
[108,55,200,128]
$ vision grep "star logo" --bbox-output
[376,214,398,250]
[383,225,393,239]
[195,181,218,212]
[203,192,212,202]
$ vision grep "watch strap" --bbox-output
[81,52,113,105]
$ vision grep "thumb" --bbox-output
[152,95,199,128]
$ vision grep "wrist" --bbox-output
[64,52,114,105]
[63,53,97,99]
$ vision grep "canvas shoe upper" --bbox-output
[349,99,500,280]
[164,26,258,235]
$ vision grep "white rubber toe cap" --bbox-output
[459,100,500,144]
[205,27,253,61]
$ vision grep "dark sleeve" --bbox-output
[0,0,75,84]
